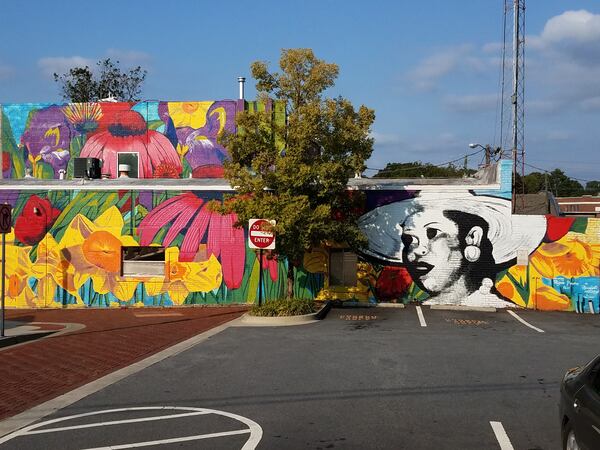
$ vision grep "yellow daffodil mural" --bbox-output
[32,234,82,307]
[2,231,36,308]
[145,248,223,305]
[57,206,138,303]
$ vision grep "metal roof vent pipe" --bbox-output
[238,76,245,100]
[118,164,131,178]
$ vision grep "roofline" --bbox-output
[0,180,501,192]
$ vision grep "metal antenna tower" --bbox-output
[508,0,526,212]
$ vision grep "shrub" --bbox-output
[250,298,317,317]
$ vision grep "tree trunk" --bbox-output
[287,263,294,299]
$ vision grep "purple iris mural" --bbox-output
[158,101,236,178]
[21,106,75,177]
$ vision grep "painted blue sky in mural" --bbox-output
[0,0,599,180]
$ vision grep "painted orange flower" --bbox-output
[60,206,140,301]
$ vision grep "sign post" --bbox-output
[0,204,11,337]
[248,219,276,307]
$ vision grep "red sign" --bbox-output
[248,219,276,250]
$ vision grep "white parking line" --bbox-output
[490,421,514,450]
[416,306,427,327]
[25,411,210,435]
[0,406,263,450]
[507,310,545,333]
[82,429,252,449]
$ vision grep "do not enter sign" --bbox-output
[248,219,276,250]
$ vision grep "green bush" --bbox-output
[250,298,317,317]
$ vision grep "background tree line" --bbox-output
[375,162,599,197]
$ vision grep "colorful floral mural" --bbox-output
[1,100,247,179]
[1,189,323,308]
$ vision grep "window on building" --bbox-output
[122,246,165,277]
[329,249,358,286]
[117,152,139,178]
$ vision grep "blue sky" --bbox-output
[1,0,599,182]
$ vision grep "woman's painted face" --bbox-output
[401,210,464,294]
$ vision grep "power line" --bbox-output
[365,148,485,174]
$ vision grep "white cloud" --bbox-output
[370,131,404,146]
[444,93,497,113]
[540,10,600,45]
[38,56,95,77]
[527,99,562,115]
[546,130,570,141]
[580,96,600,111]
[0,61,14,80]
[106,48,151,67]
[406,44,473,91]
[482,42,503,54]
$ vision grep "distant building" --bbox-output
[557,196,600,218]
[514,192,560,215]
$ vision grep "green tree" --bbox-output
[375,161,476,178]
[217,48,375,297]
[547,169,584,197]
[585,180,600,195]
[53,58,147,102]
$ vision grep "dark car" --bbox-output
[560,355,600,449]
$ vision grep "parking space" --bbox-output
[0,407,262,449]
[1,306,597,449]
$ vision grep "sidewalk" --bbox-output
[0,306,247,421]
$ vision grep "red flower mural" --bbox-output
[375,266,413,301]
[15,195,61,245]
[138,193,245,289]
[2,152,10,173]
[80,110,182,178]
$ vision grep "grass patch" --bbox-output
[250,298,317,317]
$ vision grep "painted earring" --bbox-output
[464,245,481,262]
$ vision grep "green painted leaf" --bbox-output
[570,218,588,234]
[246,258,260,304]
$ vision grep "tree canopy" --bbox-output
[217,48,375,297]
[515,169,592,197]
[53,58,147,103]
[375,161,476,178]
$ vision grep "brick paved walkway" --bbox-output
[0,306,247,421]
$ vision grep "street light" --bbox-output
[468,143,501,166]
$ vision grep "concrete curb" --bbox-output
[333,301,376,308]
[0,322,86,351]
[376,303,406,308]
[429,305,497,313]
[237,301,332,327]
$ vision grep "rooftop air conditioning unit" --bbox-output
[73,157,102,179]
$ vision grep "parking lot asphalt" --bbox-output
[1,305,598,449]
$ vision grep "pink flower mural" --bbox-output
[138,193,245,289]
[80,110,182,178]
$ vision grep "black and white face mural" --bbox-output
[358,191,546,307]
